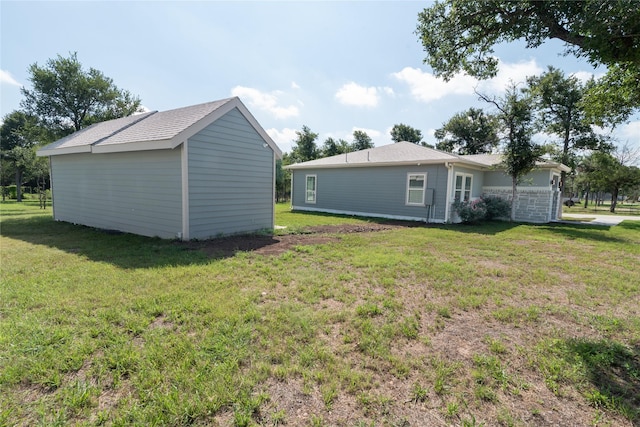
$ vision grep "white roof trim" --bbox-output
[91,139,175,154]
[36,145,92,156]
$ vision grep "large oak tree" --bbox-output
[289,125,319,163]
[390,123,423,144]
[21,52,142,136]
[352,130,374,151]
[434,108,499,154]
[416,0,640,125]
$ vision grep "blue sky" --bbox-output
[1,1,638,155]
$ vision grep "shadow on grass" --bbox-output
[535,222,633,244]
[440,220,520,235]
[3,205,634,269]
[564,339,640,424]
[0,214,282,269]
[285,207,523,236]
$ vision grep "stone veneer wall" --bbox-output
[482,187,553,223]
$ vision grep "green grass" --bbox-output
[274,202,375,231]
[563,200,640,216]
[1,201,639,426]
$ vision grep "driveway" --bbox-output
[558,213,640,226]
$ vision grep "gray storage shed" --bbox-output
[37,97,282,240]
[285,142,569,223]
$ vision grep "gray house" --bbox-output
[37,97,282,240]
[285,142,569,223]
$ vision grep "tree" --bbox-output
[416,1,640,125]
[574,155,598,208]
[526,66,609,195]
[434,108,499,154]
[275,158,290,202]
[289,125,319,163]
[0,111,43,202]
[321,137,350,157]
[583,149,640,212]
[582,64,640,126]
[21,52,142,136]
[478,84,544,221]
[352,130,374,151]
[390,123,423,144]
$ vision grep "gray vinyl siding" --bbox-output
[50,150,182,238]
[188,108,274,239]
[291,164,449,222]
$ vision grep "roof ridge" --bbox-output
[90,111,158,147]
[160,97,236,114]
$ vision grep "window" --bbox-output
[406,173,426,205]
[305,174,316,203]
[454,173,473,202]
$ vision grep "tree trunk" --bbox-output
[15,170,23,202]
[583,185,589,208]
[610,187,619,213]
[511,177,517,222]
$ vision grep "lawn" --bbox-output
[563,201,640,216]
[1,201,639,426]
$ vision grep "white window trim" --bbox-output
[454,172,473,202]
[406,173,427,206]
[305,174,317,204]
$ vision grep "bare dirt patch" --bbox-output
[183,223,414,258]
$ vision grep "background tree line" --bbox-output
[5,1,640,210]
[280,64,639,212]
[1,52,141,202]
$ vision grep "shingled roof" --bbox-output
[37,97,281,157]
[285,142,460,169]
[286,142,569,172]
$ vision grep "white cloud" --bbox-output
[477,59,543,93]
[266,127,298,153]
[335,82,387,107]
[0,70,21,86]
[231,86,299,119]
[391,67,476,102]
[291,81,300,90]
[616,121,640,143]
[382,87,395,97]
[393,59,544,103]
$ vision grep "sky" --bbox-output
[1,0,638,155]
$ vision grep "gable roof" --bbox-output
[285,142,569,172]
[37,97,282,158]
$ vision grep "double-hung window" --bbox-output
[305,174,317,204]
[454,173,472,202]
[406,173,426,205]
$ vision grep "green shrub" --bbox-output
[453,199,487,224]
[453,196,511,223]
[483,196,511,220]
[6,185,17,199]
